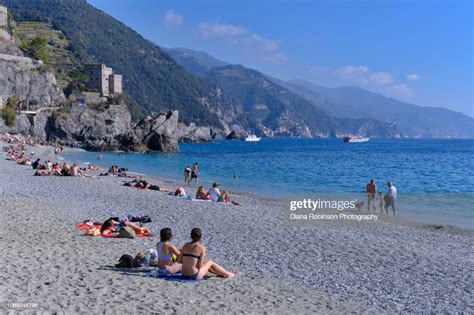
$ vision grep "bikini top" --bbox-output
[157,242,173,261]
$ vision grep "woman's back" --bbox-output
[181,242,204,276]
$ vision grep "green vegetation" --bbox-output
[15,21,81,88]
[4,0,224,126]
[206,65,336,133]
[1,97,18,127]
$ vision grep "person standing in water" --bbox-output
[366,179,377,211]
[184,165,191,185]
[384,181,397,215]
[190,162,199,185]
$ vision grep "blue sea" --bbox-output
[63,138,474,228]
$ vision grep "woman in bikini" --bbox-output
[168,228,235,279]
[152,228,181,274]
[195,186,210,200]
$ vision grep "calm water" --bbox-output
[63,138,474,228]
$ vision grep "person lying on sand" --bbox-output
[207,182,241,205]
[100,218,152,237]
[167,228,235,280]
[150,228,181,274]
[123,179,172,192]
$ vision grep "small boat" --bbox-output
[343,136,369,143]
[243,134,261,142]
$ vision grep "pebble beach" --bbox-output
[0,142,472,314]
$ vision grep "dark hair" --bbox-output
[160,228,172,242]
[100,219,115,234]
[191,228,201,242]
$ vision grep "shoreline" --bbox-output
[61,144,473,232]
[1,141,473,313]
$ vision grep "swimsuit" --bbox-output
[181,253,201,279]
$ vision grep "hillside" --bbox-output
[206,65,338,137]
[15,21,80,88]
[1,0,226,128]
[286,80,474,138]
[163,47,229,77]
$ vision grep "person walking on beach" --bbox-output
[384,181,397,215]
[183,165,191,185]
[191,162,199,185]
[366,179,377,211]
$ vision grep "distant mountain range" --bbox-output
[166,48,474,138]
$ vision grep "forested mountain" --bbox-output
[205,65,337,136]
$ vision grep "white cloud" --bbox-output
[198,22,247,38]
[335,65,369,79]
[197,21,286,63]
[369,72,393,85]
[164,10,183,29]
[240,33,288,62]
[386,84,414,99]
[406,74,421,81]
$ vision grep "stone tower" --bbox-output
[0,6,8,27]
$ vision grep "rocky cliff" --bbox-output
[0,33,64,108]
[0,105,180,152]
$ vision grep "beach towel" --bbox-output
[148,270,205,282]
[76,223,152,237]
[76,223,102,230]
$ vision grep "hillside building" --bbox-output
[83,64,122,96]
[0,6,7,27]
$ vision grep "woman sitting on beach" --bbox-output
[100,218,152,237]
[151,228,181,274]
[168,228,235,280]
[61,162,70,175]
[195,186,210,200]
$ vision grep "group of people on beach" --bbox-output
[183,162,200,185]
[365,179,397,215]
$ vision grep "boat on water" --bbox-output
[343,136,370,143]
[243,134,261,142]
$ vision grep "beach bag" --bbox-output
[115,254,139,268]
[118,226,136,239]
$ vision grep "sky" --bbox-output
[88,0,473,116]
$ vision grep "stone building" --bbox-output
[0,6,7,27]
[83,64,122,96]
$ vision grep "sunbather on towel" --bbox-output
[150,228,181,274]
[167,228,235,280]
[100,218,152,236]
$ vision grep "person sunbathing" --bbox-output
[61,162,70,175]
[168,228,235,280]
[69,164,84,177]
[100,218,152,237]
[207,182,241,205]
[151,228,181,274]
[195,186,210,200]
[123,179,171,192]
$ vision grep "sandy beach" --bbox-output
[0,142,472,314]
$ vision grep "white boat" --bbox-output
[343,136,369,143]
[243,134,261,142]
